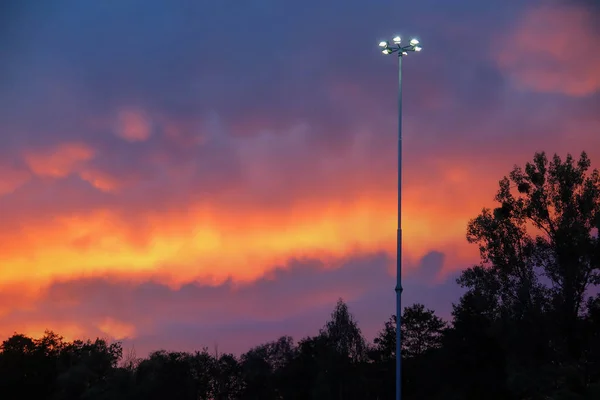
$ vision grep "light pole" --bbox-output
[378,35,422,400]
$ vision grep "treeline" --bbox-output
[1,151,598,400]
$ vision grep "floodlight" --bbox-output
[378,35,423,57]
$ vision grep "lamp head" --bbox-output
[378,36,423,57]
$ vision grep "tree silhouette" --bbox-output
[373,305,447,399]
[320,298,367,362]
[240,336,295,399]
[401,303,446,358]
[458,151,600,398]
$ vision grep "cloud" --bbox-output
[0,162,30,196]
[78,168,120,192]
[115,108,152,142]
[24,142,95,178]
[0,195,412,288]
[408,251,446,283]
[494,3,600,96]
[0,252,463,354]
[97,318,137,340]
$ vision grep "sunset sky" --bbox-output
[1,0,599,355]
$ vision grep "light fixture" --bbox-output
[378,36,423,57]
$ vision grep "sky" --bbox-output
[0,0,599,355]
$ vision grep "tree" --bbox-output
[458,151,600,397]
[304,299,370,400]
[442,292,510,400]
[131,350,194,400]
[373,304,446,360]
[240,336,296,400]
[325,299,369,398]
[54,338,124,400]
[284,335,329,400]
[212,353,244,399]
[189,348,217,399]
[320,298,367,361]
[372,305,446,399]
[582,294,600,393]
[466,152,599,357]
[401,304,446,358]
[0,332,58,399]
[372,315,396,361]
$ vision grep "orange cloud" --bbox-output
[494,4,600,96]
[24,142,95,178]
[78,169,120,192]
[97,318,136,340]
[116,108,152,142]
[0,179,483,294]
[21,143,123,192]
[0,200,388,286]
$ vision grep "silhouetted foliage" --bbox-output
[1,152,599,399]
[240,336,295,399]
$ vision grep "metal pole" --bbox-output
[395,53,403,400]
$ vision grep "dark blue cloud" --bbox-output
[0,0,522,144]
